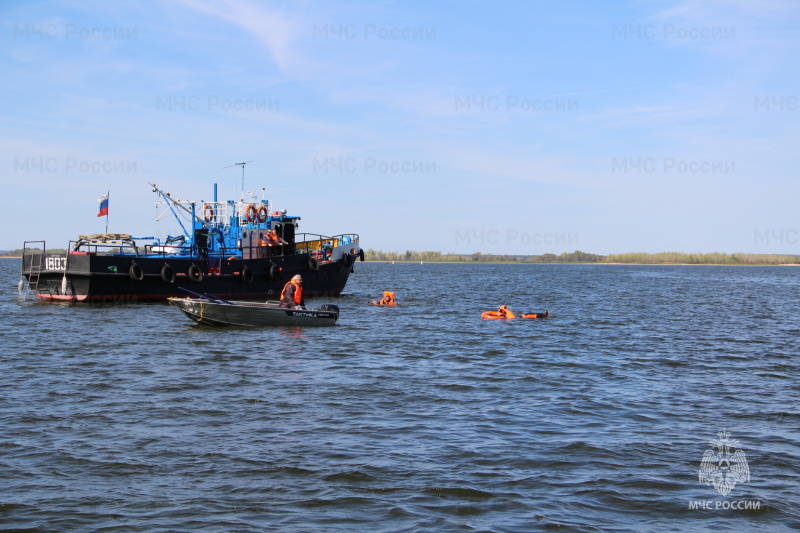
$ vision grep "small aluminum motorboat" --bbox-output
[169,295,339,327]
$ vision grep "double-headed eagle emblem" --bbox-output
[699,429,750,497]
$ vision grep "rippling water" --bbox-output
[2,258,799,531]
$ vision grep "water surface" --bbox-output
[1,259,799,531]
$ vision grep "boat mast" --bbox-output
[224,160,253,201]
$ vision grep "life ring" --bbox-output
[257,205,268,223]
[203,204,215,222]
[359,249,365,262]
[187,264,203,282]
[308,257,319,271]
[160,263,175,284]
[269,263,280,280]
[343,253,354,266]
[240,265,253,283]
[129,263,144,281]
[246,204,257,222]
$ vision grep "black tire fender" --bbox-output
[188,264,203,282]
[240,265,253,283]
[129,262,144,281]
[160,263,175,284]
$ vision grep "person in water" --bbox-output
[481,305,516,319]
[521,310,550,319]
[371,291,396,306]
[497,305,515,318]
[280,274,304,308]
[482,305,549,319]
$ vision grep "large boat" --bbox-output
[20,181,363,302]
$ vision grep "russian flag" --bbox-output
[97,192,109,217]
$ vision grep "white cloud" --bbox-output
[176,0,301,73]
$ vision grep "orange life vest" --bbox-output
[481,305,516,319]
[260,232,280,247]
[280,280,303,305]
[380,291,396,306]
[499,305,515,318]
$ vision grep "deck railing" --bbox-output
[64,233,359,261]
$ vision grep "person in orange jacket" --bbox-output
[280,274,304,308]
[371,291,396,306]
[481,305,516,319]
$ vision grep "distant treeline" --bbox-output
[365,250,603,263]
[603,252,800,264]
[0,248,68,256]
[365,249,800,265]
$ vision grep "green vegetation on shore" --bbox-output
[365,249,800,265]
[365,250,605,263]
[602,252,800,265]
[0,248,68,257]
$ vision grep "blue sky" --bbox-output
[2,0,798,254]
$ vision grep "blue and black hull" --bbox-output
[21,252,358,303]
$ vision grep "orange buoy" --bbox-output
[203,204,215,222]
[257,205,268,223]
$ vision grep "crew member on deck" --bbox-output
[260,229,286,257]
[270,229,288,246]
[280,274,304,308]
[258,232,271,258]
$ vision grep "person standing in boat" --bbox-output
[280,274,304,308]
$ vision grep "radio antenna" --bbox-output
[224,160,253,200]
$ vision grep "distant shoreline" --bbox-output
[363,249,800,266]
[368,260,800,266]
[4,253,799,266]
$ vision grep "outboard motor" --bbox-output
[320,304,339,314]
